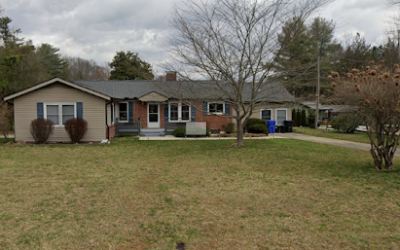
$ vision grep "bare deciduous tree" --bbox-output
[166,0,333,146]
[64,56,110,80]
[331,62,400,170]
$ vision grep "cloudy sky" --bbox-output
[1,0,398,74]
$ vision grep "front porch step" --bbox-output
[140,129,165,137]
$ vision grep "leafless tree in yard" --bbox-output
[331,62,400,170]
[165,0,334,146]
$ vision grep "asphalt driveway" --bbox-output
[277,133,400,158]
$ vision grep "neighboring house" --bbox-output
[251,102,293,127]
[3,72,294,142]
[301,102,356,122]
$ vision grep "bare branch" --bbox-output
[165,0,333,146]
[332,62,400,169]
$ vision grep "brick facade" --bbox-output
[160,104,166,128]
[193,103,232,131]
[132,101,147,128]
[128,101,232,131]
[106,124,116,140]
[131,101,168,129]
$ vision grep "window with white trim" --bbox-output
[169,102,191,122]
[119,102,128,122]
[170,103,179,121]
[276,109,287,125]
[44,103,76,126]
[261,109,272,120]
[62,105,75,124]
[208,102,224,114]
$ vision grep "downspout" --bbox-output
[105,99,112,140]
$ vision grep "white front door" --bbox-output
[148,103,160,128]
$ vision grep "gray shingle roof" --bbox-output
[72,80,294,103]
[72,80,165,99]
[301,102,355,113]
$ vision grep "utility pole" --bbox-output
[315,22,321,129]
[315,43,320,129]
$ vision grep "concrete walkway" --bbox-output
[277,133,400,158]
[0,134,14,139]
[139,135,285,140]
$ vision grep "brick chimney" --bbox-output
[166,71,177,81]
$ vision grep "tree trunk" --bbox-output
[235,121,244,146]
[232,116,244,147]
[370,144,395,170]
[370,147,383,170]
[383,152,394,170]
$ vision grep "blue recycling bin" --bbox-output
[267,120,276,134]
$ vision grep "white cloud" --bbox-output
[317,0,397,46]
[1,0,398,75]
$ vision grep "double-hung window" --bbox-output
[119,102,128,122]
[276,109,287,125]
[261,109,272,120]
[181,105,190,120]
[208,102,224,114]
[46,105,59,125]
[170,103,179,121]
[45,103,76,126]
[169,102,191,122]
[62,105,75,124]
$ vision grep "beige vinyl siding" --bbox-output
[231,103,293,124]
[252,103,293,121]
[14,83,107,142]
[139,92,167,102]
[115,102,121,121]
[106,102,114,125]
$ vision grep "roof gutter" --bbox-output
[4,78,111,101]
[5,100,14,106]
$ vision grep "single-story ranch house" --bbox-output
[300,101,357,122]
[3,72,294,142]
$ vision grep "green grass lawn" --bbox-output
[1,138,400,249]
[293,126,373,144]
[0,138,13,144]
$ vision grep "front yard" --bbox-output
[1,138,400,249]
[293,126,373,144]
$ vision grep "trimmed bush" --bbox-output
[30,118,54,144]
[64,118,88,143]
[294,109,302,127]
[308,109,315,128]
[292,109,297,126]
[245,118,267,132]
[115,133,136,138]
[247,124,268,134]
[222,122,235,134]
[173,127,186,137]
[301,109,307,126]
[331,114,361,134]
